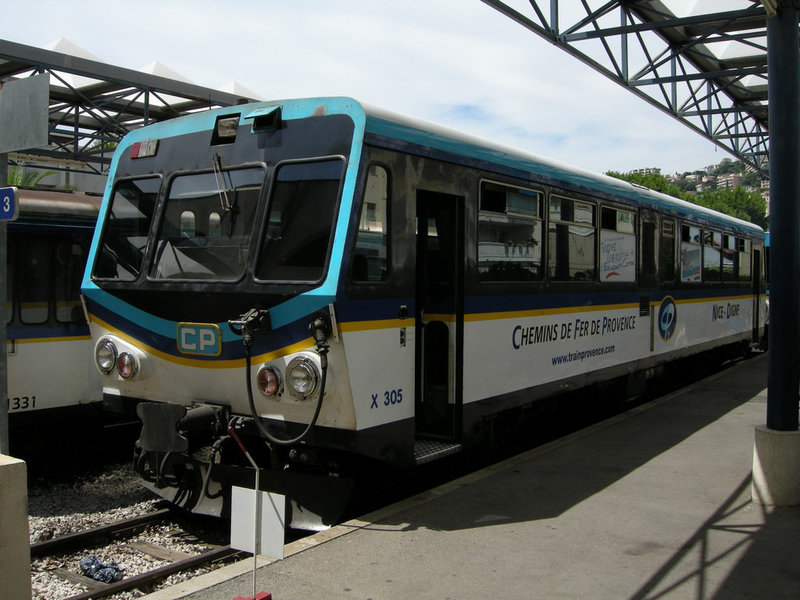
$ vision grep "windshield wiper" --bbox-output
[212,153,232,213]
[211,153,240,236]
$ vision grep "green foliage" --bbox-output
[606,171,687,200]
[694,187,769,230]
[7,166,54,187]
[605,170,768,229]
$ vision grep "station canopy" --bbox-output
[0,38,257,176]
[482,0,773,176]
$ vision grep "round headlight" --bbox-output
[95,339,118,374]
[286,356,320,400]
[117,352,138,380]
[256,365,282,397]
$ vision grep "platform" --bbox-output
[143,353,800,599]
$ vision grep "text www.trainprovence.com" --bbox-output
[551,344,616,366]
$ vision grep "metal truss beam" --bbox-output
[0,39,255,176]
[482,1,773,176]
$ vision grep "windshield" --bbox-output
[92,177,160,281]
[255,158,344,282]
[150,167,266,280]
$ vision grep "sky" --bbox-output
[2,0,735,176]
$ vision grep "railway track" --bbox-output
[31,506,243,600]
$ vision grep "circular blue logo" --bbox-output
[658,296,677,341]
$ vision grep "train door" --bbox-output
[415,190,463,449]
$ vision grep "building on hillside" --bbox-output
[629,167,661,175]
[718,173,743,189]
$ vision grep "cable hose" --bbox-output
[202,436,228,500]
[245,343,328,446]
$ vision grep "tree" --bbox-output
[694,187,768,230]
[605,171,686,200]
[7,166,54,187]
[606,170,768,229]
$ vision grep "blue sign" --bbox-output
[0,186,18,221]
[658,296,677,341]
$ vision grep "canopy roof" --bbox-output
[0,38,256,175]
[482,1,773,175]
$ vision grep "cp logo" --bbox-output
[658,297,677,341]
[177,323,222,356]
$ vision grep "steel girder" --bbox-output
[0,39,255,175]
[482,1,774,176]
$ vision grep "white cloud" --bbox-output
[2,0,730,175]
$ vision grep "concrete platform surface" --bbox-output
[145,353,800,600]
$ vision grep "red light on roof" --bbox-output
[130,139,159,159]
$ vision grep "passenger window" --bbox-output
[660,220,676,283]
[20,237,50,324]
[600,207,636,282]
[722,235,737,281]
[548,196,596,281]
[478,181,543,282]
[703,230,722,281]
[352,165,389,282]
[680,224,702,283]
[738,238,752,281]
[55,240,86,324]
[180,211,196,238]
[6,240,14,326]
[208,212,221,237]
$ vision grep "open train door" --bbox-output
[414,190,464,462]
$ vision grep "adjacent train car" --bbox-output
[7,189,102,424]
[81,98,767,528]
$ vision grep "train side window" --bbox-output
[660,219,676,283]
[703,230,722,281]
[180,211,196,238]
[600,206,636,282]
[351,165,389,282]
[208,212,221,237]
[548,195,596,281]
[20,237,50,325]
[478,181,543,282]
[639,216,657,287]
[680,224,702,283]
[738,238,752,281]
[6,240,14,326]
[93,176,160,281]
[722,235,737,281]
[55,241,86,324]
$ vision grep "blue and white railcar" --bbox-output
[7,190,101,422]
[81,98,767,527]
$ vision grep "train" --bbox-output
[6,189,102,431]
[80,97,768,529]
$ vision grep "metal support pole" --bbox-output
[0,152,8,455]
[766,3,800,432]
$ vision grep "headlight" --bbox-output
[116,352,138,380]
[285,356,320,400]
[95,339,117,374]
[256,365,282,397]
